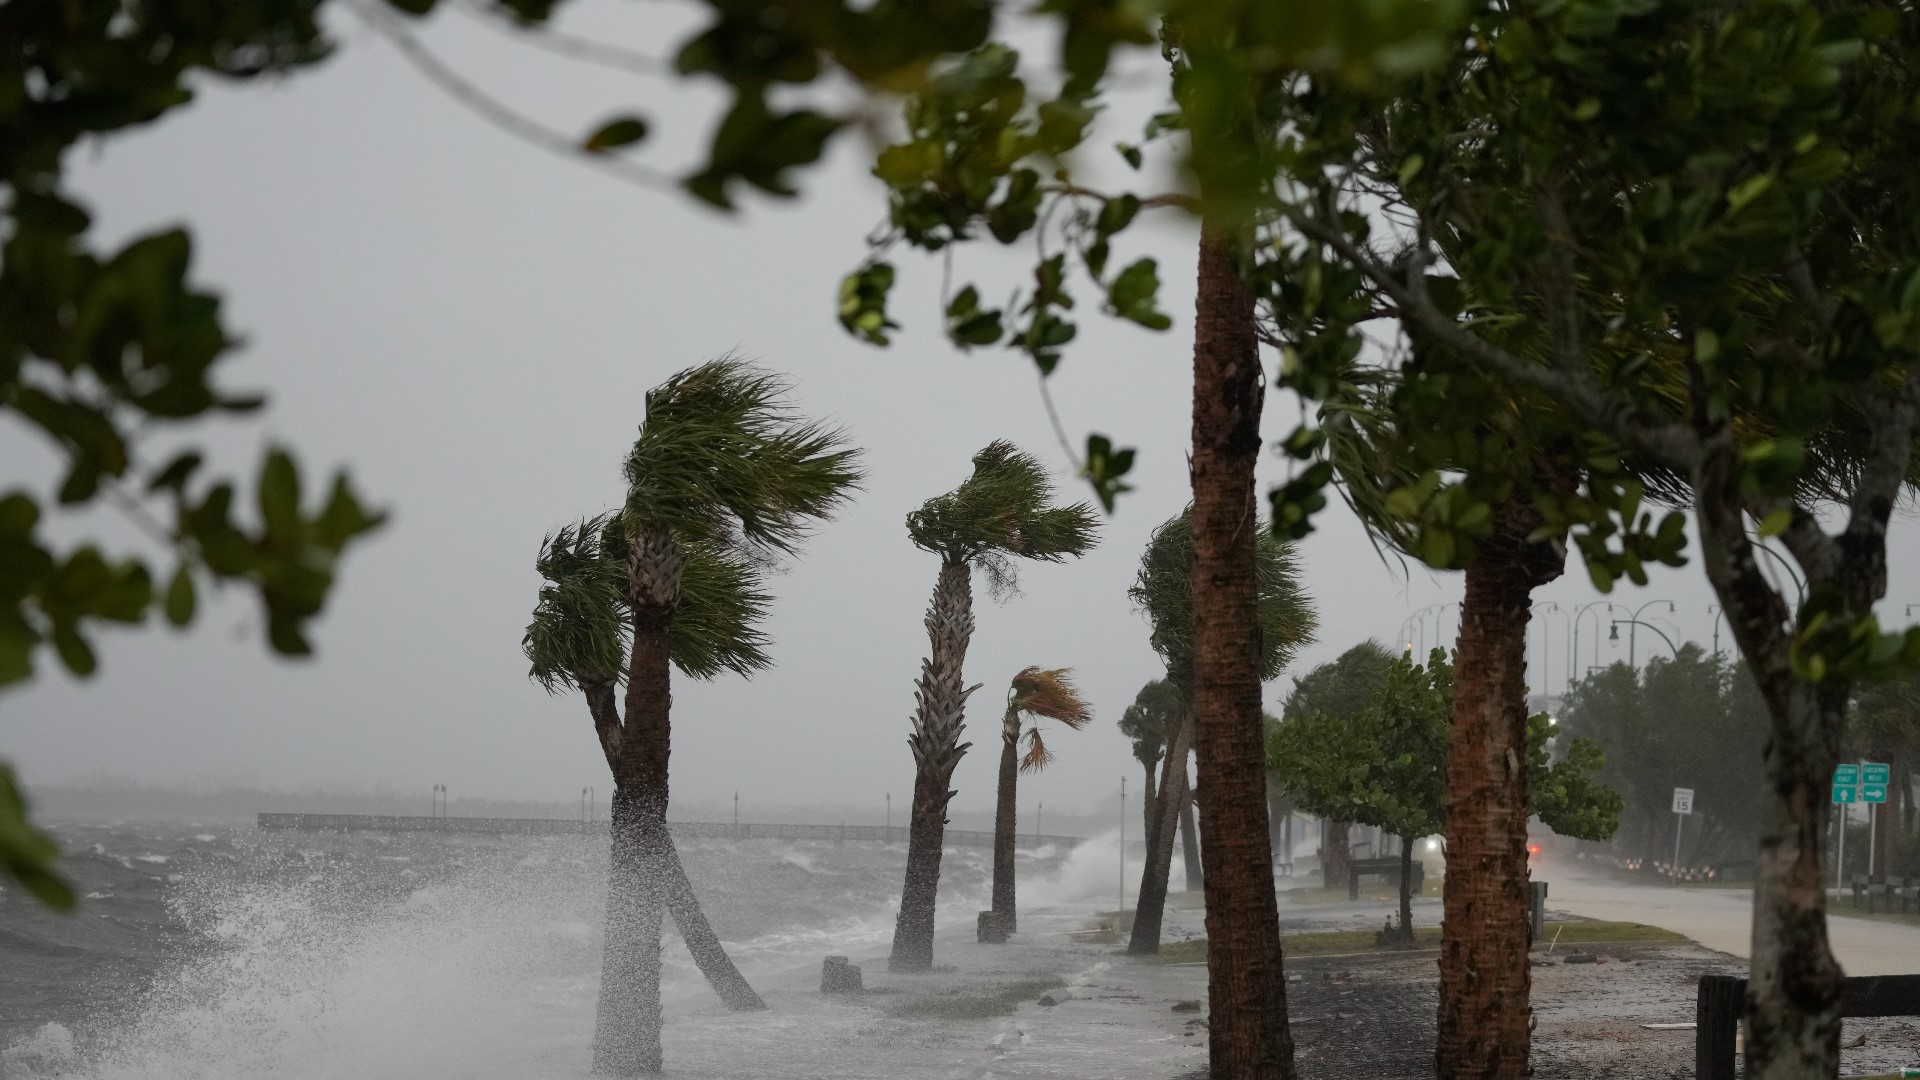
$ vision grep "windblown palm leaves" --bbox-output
[1006,666,1092,773]
[907,440,1100,598]
[623,356,863,563]
[1128,507,1317,691]
[523,512,774,691]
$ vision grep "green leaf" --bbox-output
[1106,258,1172,330]
[1726,173,1774,216]
[583,116,650,153]
[51,626,96,677]
[258,449,301,536]
[1757,507,1792,538]
[164,565,196,627]
[1082,433,1136,512]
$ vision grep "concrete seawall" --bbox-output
[256,813,1086,849]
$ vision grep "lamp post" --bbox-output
[1531,602,1571,695]
[1610,617,1680,665]
[1571,601,1623,679]
[1407,603,1445,655]
[1750,543,1807,604]
[1614,599,1677,667]
[1429,601,1459,656]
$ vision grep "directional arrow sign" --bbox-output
[1834,763,1860,786]
[1862,783,1889,804]
[1863,762,1890,785]
[1833,784,1858,805]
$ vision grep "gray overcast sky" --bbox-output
[5,4,1917,819]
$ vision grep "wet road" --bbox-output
[1543,859,1920,977]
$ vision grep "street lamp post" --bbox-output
[1531,602,1572,695]
[1610,618,1680,664]
[1614,599,1677,667]
[1571,601,1623,679]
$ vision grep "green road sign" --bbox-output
[1834,763,1860,786]
[1833,784,1858,804]
[1863,783,1889,804]
[1863,762,1890,785]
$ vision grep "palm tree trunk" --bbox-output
[594,783,665,1076]
[1190,222,1295,1080]
[660,839,766,1011]
[890,556,976,973]
[592,598,676,1076]
[1142,759,1159,838]
[1322,820,1352,890]
[1179,755,1203,892]
[991,705,1019,932]
[583,681,764,1013]
[1129,712,1193,954]
[1435,498,1562,1080]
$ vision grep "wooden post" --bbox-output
[1695,975,1743,1080]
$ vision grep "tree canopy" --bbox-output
[906,440,1100,595]
[1270,648,1623,846]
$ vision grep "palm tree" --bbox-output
[889,441,1099,973]
[990,665,1091,933]
[539,357,862,1076]
[1120,678,1184,839]
[1125,507,1316,955]
[525,514,770,1016]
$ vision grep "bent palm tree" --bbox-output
[1125,508,1315,955]
[889,441,1099,973]
[990,665,1091,933]
[525,515,769,1016]
[537,357,862,1076]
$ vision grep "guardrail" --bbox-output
[255,813,1085,849]
[1696,974,1920,1080]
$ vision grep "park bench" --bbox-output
[1696,974,1920,1080]
[1348,856,1423,901]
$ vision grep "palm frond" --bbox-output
[525,514,628,694]
[623,354,865,561]
[1008,665,1092,728]
[1019,727,1053,774]
[906,441,1100,573]
[524,511,775,687]
[671,539,775,680]
[1118,678,1184,767]
[1129,507,1318,692]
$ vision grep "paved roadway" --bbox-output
[1543,858,1920,977]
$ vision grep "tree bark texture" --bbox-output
[890,557,976,973]
[1435,499,1562,1080]
[1322,820,1352,891]
[660,840,766,1011]
[1690,440,1854,1080]
[1190,224,1296,1080]
[584,643,765,1026]
[1129,713,1193,954]
[1180,763,1204,892]
[992,704,1020,932]
[1143,761,1159,838]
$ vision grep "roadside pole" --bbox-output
[1833,763,1859,890]
[1670,787,1694,885]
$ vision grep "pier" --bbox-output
[256,813,1085,849]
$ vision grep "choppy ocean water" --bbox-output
[0,820,1117,1079]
